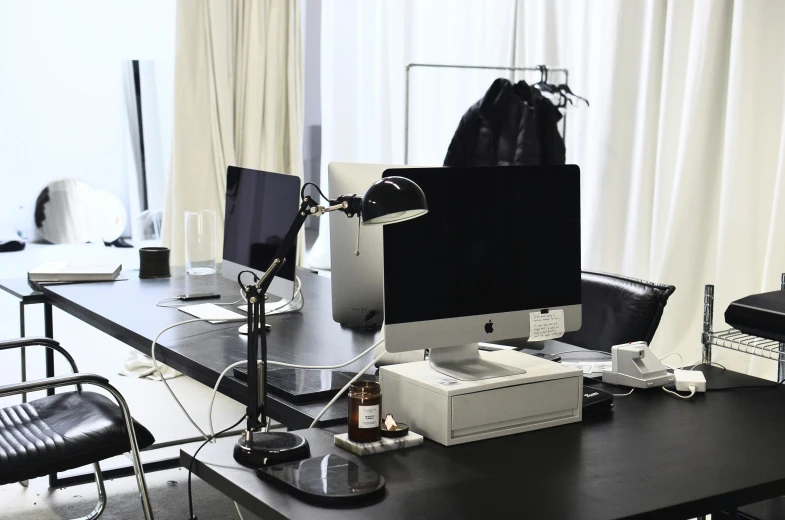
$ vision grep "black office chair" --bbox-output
[0,337,155,519]
[560,271,676,352]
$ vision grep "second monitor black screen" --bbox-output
[382,166,581,325]
[223,167,299,282]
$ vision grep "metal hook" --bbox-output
[538,64,548,85]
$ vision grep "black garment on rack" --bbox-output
[443,78,565,167]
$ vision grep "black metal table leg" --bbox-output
[19,301,27,404]
[44,302,57,488]
[44,303,54,397]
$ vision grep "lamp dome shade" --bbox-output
[361,176,428,225]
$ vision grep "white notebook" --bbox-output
[28,262,122,283]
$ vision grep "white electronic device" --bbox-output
[602,341,674,389]
[379,350,582,446]
[673,369,706,392]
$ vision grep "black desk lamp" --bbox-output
[234,176,428,468]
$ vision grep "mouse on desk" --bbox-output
[238,323,272,334]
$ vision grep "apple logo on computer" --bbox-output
[485,320,494,333]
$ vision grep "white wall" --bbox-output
[0,0,176,240]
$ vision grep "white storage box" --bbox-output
[379,350,582,446]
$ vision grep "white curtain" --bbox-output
[317,0,785,378]
[306,0,518,269]
[163,0,304,265]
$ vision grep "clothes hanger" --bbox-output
[533,65,558,95]
[555,84,590,106]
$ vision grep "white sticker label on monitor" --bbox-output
[528,309,565,342]
[358,405,380,429]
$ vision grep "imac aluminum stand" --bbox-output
[429,343,527,381]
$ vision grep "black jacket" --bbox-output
[443,78,565,167]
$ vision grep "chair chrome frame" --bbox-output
[0,338,154,520]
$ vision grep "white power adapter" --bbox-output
[673,369,707,392]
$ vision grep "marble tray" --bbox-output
[334,431,424,456]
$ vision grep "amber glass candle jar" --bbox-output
[348,381,382,443]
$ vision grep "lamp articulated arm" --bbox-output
[232,175,427,467]
[240,194,362,298]
[239,192,361,432]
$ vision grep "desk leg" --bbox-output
[44,303,54,397]
[44,302,57,489]
[19,301,27,404]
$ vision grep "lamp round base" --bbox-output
[233,431,310,468]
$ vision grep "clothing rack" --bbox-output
[404,63,570,164]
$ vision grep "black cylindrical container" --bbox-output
[139,247,171,278]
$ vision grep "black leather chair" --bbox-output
[560,271,676,352]
[0,337,155,519]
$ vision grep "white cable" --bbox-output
[266,290,304,316]
[151,318,245,441]
[612,388,635,397]
[269,337,384,370]
[208,360,248,438]
[155,295,244,308]
[551,349,612,357]
[155,276,303,440]
[215,294,245,307]
[273,275,302,311]
[688,361,726,371]
[310,349,387,429]
[234,501,245,520]
[207,337,386,437]
[659,352,684,370]
[159,274,301,310]
[244,275,303,315]
[662,385,696,400]
[155,297,181,306]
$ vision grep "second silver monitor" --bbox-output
[328,162,417,328]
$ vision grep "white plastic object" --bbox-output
[602,341,675,389]
[380,350,582,446]
[673,369,707,392]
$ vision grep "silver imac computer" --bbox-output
[379,165,584,445]
[328,162,419,328]
[382,165,582,380]
[222,166,300,303]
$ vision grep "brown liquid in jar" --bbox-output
[348,381,382,443]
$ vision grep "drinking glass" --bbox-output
[185,210,217,275]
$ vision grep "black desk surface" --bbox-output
[0,277,42,300]
[183,365,785,520]
[37,269,380,429]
